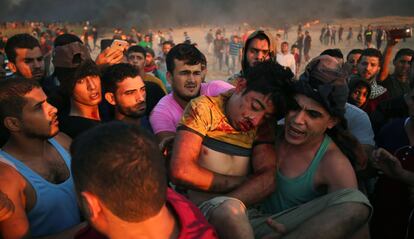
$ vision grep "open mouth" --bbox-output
[89,92,100,100]
[287,125,305,137]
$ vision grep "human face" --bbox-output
[145,53,154,67]
[114,76,146,118]
[246,38,270,67]
[162,43,172,55]
[127,52,145,72]
[21,87,59,139]
[72,75,102,106]
[284,94,337,145]
[9,47,45,81]
[393,55,412,81]
[357,56,381,82]
[281,43,289,54]
[350,86,369,108]
[169,59,202,101]
[346,53,361,75]
[227,84,274,132]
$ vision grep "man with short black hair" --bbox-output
[5,33,45,82]
[378,38,414,98]
[277,41,296,77]
[5,33,58,96]
[150,43,233,148]
[103,63,152,132]
[71,122,217,239]
[0,77,81,238]
[345,49,363,75]
[126,45,167,114]
[350,48,389,113]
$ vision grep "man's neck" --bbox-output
[70,100,100,121]
[172,93,190,109]
[106,205,179,239]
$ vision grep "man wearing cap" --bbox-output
[252,55,372,238]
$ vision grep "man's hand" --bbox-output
[372,148,404,179]
[386,37,400,47]
[262,218,287,239]
[0,191,14,222]
[95,47,124,66]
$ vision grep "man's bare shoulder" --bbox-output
[0,162,26,193]
[318,142,358,190]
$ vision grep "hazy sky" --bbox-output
[1,0,413,28]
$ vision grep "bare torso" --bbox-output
[188,145,250,205]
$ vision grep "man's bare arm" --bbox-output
[320,149,358,193]
[378,39,399,82]
[170,130,245,193]
[227,143,277,206]
[0,164,31,239]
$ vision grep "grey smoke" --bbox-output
[0,0,413,28]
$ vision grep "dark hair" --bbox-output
[320,48,344,60]
[346,49,363,62]
[5,34,40,63]
[145,47,155,57]
[126,45,146,57]
[102,63,140,93]
[359,48,383,65]
[162,40,174,47]
[59,60,100,97]
[166,43,203,73]
[54,33,82,47]
[243,61,294,120]
[394,48,414,62]
[71,122,167,222]
[0,77,41,127]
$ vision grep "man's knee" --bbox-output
[209,199,247,224]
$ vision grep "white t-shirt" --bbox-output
[276,53,296,76]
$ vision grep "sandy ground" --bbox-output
[91,16,414,82]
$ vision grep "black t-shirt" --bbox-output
[145,81,166,115]
[59,115,100,139]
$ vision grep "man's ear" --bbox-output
[3,117,21,132]
[81,191,102,222]
[7,62,17,73]
[235,78,247,93]
[327,116,339,130]
[104,92,116,106]
[166,71,172,85]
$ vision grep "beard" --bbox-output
[117,102,147,119]
[172,84,201,102]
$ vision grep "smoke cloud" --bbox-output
[1,0,413,28]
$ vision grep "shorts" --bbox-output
[198,196,247,220]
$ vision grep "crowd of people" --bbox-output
[0,19,413,239]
